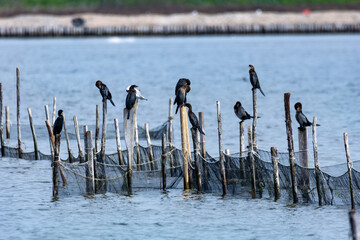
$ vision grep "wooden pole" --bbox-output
[191,127,202,192]
[114,118,124,165]
[53,134,60,198]
[248,126,256,199]
[62,112,73,163]
[199,112,207,185]
[145,122,155,170]
[240,121,246,179]
[180,106,190,190]
[73,115,84,162]
[168,98,174,177]
[284,92,298,204]
[298,127,309,188]
[216,101,227,196]
[134,102,140,170]
[27,108,39,160]
[83,125,88,162]
[312,117,322,206]
[16,67,22,158]
[124,108,135,195]
[52,96,56,127]
[161,133,167,191]
[344,132,355,210]
[95,104,99,153]
[252,88,257,151]
[0,83,3,156]
[101,99,107,164]
[349,209,359,240]
[86,130,95,194]
[271,147,281,201]
[45,105,53,157]
[5,106,10,139]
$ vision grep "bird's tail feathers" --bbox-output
[175,105,179,114]
[198,127,205,135]
[259,88,265,96]
[110,99,115,106]
[127,109,130,119]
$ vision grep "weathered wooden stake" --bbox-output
[45,105,53,157]
[252,88,258,150]
[191,127,202,192]
[240,121,246,179]
[312,117,322,205]
[161,133,167,191]
[114,118,124,165]
[199,112,207,185]
[298,127,309,188]
[53,134,60,198]
[62,112,73,162]
[180,106,190,190]
[124,108,135,195]
[349,209,359,240]
[73,115,84,162]
[145,122,155,170]
[0,83,3,156]
[27,108,39,160]
[86,130,95,194]
[344,132,355,210]
[16,68,22,158]
[168,98,174,176]
[216,101,227,196]
[101,99,107,164]
[5,106,10,139]
[271,147,281,201]
[284,92,298,204]
[52,96,56,127]
[248,126,256,199]
[83,125,88,162]
[133,102,140,170]
[95,104,99,153]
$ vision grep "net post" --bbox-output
[95,104,100,153]
[168,98,174,177]
[83,125,88,162]
[114,118,124,165]
[252,87,257,151]
[344,132,355,210]
[134,102,141,171]
[124,107,135,195]
[86,130,95,194]
[239,121,246,180]
[6,106,10,139]
[16,67,22,159]
[27,108,39,160]
[191,127,202,193]
[52,96,56,127]
[161,133,167,191]
[145,122,155,171]
[0,83,3,156]
[298,127,309,188]
[53,134,60,198]
[101,99,107,165]
[349,209,358,240]
[284,92,298,204]
[180,106,190,190]
[216,101,227,196]
[62,112,73,163]
[45,105,53,157]
[198,112,207,186]
[73,115,84,162]
[312,117,322,206]
[271,147,281,201]
[248,126,256,199]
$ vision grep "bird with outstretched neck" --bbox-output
[249,65,265,96]
[174,85,191,114]
[185,103,205,135]
[234,101,255,122]
[294,102,320,131]
[53,110,64,135]
[95,80,115,106]
[126,85,137,119]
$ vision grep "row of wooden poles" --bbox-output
[0,24,359,37]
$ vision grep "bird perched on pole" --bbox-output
[126,85,147,101]
[185,103,205,135]
[53,110,64,135]
[174,85,191,114]
[294,102,320,131]
[234,101,255,122]
[249,65,265,96]
[175,78,191,95]
[95,80,115,106]
[126,85,137,119]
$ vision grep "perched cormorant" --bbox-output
[53,110,64,135]
[174,85,191,114]
[249,65,265,96]
[126,85,137,119]
[126,85,147,101]
[185,103,205,135]
[234,101,254,122]
[175,78,191,95]
[294,102,320,131]
[95,80,115,106]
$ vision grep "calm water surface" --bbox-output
[0,35,359,239]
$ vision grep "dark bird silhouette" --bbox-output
[174,85,191,114]
[294,102,320,131]
[95,80,115,106]
[126,85,137,119]
[53,110,64,135]
[185,103,205,135]
[249,65,265,96]
[175,78,191,95]
[234,101,254,122]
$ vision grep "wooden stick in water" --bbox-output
[124,107,135,195]
[83,125,88,162]
[349,209,359,240]
[168,98,174,177]
[62,112,73,163]
[271,147,280,201]
[191,127,202,192]
[248,126,256,199]
[239,121,246,179]
[298,127,309,188]
[199,112,207,185]
[73,115,84,162]
[53,134,60,198]
[284,92,298,204]
[95,104,99,153]
[114,118,124,165]
[86,130,95,194]
[344,132,355,210]
[145,122,155,170]
[101,99,107,164]
[312,117,322,206]
[0,83,3,156]
[180,106,190,190]
[161,133,167,191]
[5,106,10,139]
[27,108,39,160]
[133,102,140,170]
[252,88,257,151]
[216,101,227,196]
[52,96,56,127]
[45,105,53,157]
[16,68,22,158]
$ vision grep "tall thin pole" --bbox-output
[145,122,155,170]
[191,127,202,192]
[114,118,124,165]
[240,121,246,179]
[27,108,38,160]
[62,112,72,162]
[199,112,207,186]
[134,102,140,170]
[161,133,167,191]
[101,99,107,164]
[5,106,10,139]
[86,130,95,194]
[168,98,174,176]
[73,115,84,162]
[252,88,257,150]
[216,101,227,196]
[344,132,355,210]
[271,147,280,201]
[53,134,60,198]
[52,96,56,127]
[16,67,22,158]
[95,104,100,153]
[45,105,53,157]
[248,126,256,199]
[83,125,88,162]
[312,117,322,206]
[0,83,3,156]
[180,106,189,190]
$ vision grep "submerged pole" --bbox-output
[180,106,190,190]
[145,122,155,170]
[114,118,124,165]
[216,101,227,196]
[168,98,174,176]
[248,126,256,199]
[73,115,84,162]
[27,108,39,160]
[161,133,167,191]
[62,112,73,162]
[5,106,10,139]
[312,117,322,206]
[284,92,298,204]
[344,132,355,210]
[53,134,60,198]
[349,209,359,240]
[16,68,22,158]
[271,147,280,201]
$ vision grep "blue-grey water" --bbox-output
[0,35,359,239]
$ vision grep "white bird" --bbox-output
[126,85,147,100]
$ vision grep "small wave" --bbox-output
[107,37,136,44]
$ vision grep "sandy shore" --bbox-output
[0,10,359,28]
